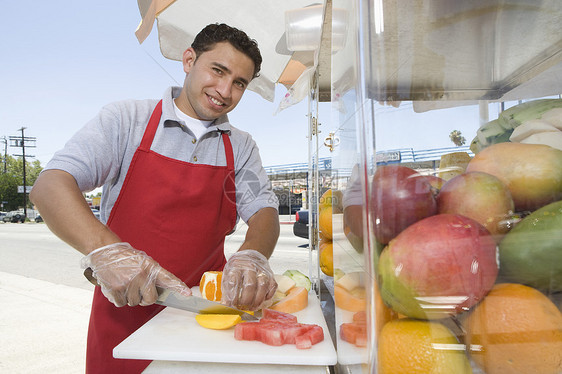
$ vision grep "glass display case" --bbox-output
[328,1,562,373]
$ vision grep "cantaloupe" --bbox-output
[334,285,366,312]
[270,286,309,314]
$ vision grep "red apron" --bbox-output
[85,100,237,373]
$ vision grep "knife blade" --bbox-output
[83,268,258,321]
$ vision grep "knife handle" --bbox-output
[83,267,165,295]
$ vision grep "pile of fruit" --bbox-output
[318,189,343,277]
[369,99,562,374]
[196,269,312,329]
[470,99,562,153]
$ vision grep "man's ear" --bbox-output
[182,47,196,74]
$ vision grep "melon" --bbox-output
[269,286,308,314]
[334,285,366,312]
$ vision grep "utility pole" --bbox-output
[9,127,36,218]
[1,136,7,173]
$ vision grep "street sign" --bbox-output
[17,186,33,193]
[376,151,401,164]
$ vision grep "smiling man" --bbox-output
[30,23,279,374]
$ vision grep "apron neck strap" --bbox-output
[220,131,234,170]
[139,100,163,151]
[139,101,234,171]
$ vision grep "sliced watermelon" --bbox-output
[340,311,368,347]
[340,322,367,347]
[352,310,367,323]
[261,308,298,323]
[234,308,324,349]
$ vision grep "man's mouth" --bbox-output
[209,95,225,107]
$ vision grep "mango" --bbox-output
[437,171,515,238]
[378,214,498,320]
[466,142,562,211]
[195,314,242,330]
[498,200,562,292]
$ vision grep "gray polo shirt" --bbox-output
[44,86,278,223]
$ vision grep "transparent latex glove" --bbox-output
[81,242,191,307]
[221,249,278,311]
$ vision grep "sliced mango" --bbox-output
[195,314,242,330]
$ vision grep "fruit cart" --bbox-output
[326,0,562,373]
[110,1,561,372]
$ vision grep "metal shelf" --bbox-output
[365,0,562,102]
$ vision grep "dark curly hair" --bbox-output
[191,23,262,79]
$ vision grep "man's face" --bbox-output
[179,41,255,120]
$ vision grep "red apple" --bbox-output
[370,165,437,244]
[437,171,514,238]
[378,214,498,320]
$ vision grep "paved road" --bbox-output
[0,218,308,289]
[0,217,310,373]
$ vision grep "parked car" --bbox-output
[3,211,26,223]
[0,212,6,221]
[36,210,101,222]
[91,208,101,221]
[293,209,309,239]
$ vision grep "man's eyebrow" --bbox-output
[212,62,250,86]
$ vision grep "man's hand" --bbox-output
[221,249,277,311]
[81,242,191,307]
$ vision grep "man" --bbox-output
[30,23,279,373]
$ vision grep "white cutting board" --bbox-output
[335,307,368,365]
[113,291,337,366]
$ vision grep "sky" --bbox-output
[0,1,331,169]
[1,1,504,171]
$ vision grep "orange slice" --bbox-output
[199,271,222,301]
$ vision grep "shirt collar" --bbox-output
[162,86,231,134]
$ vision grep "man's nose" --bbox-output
[216,78,233,99]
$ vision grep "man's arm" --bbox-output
[30,169,192,306]
[221,207,280,310]
[30,169,121,254]
[238,207,280,258]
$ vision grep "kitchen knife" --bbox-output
[83,268,258,321]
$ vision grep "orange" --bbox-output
[319,206,333,239]
[464,283,562,374]
[319,189,333,211]
[374,281,400,337]
[319,241,333,276]
[378,319,472,374]
[199,271,222,302]
[319,189,343,213]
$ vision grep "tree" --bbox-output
[449,130,466,147]
[0,154,43,211]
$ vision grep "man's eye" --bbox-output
[212,67,222,74]
[234,81,245,89]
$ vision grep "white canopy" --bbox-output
[135,0,326,103]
